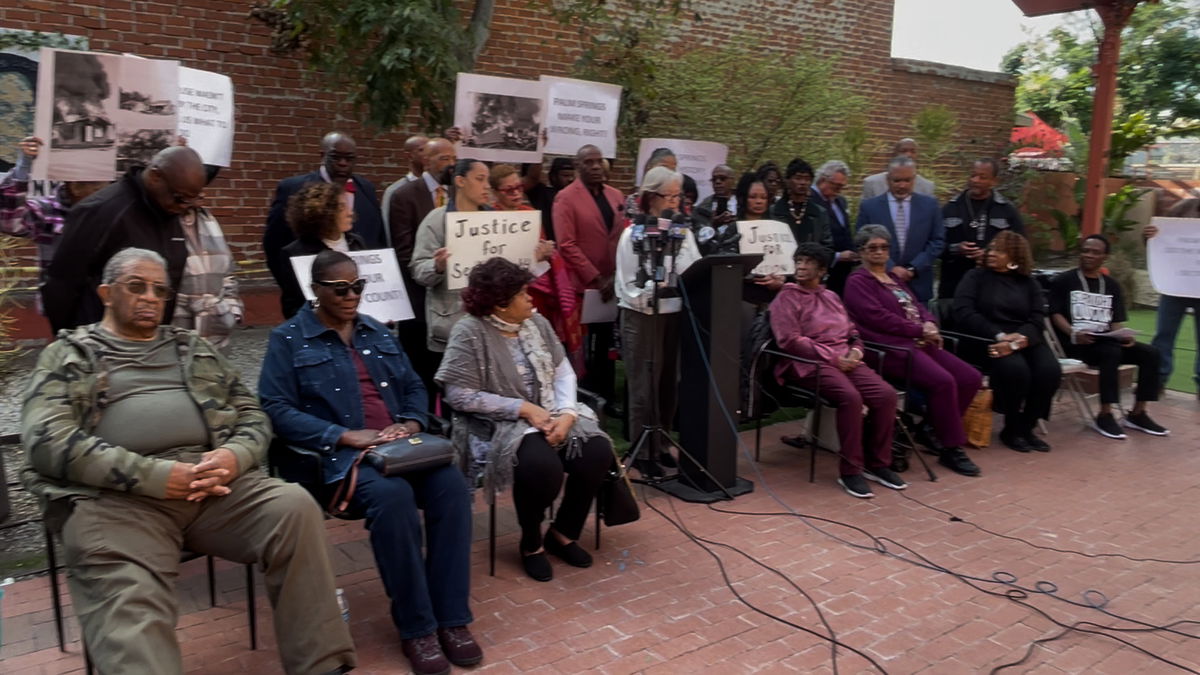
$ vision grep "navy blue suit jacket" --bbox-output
[263,171,385,286]
[855,192,944,302]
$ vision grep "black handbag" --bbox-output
[328,433,455,515]
[598,464,640,526]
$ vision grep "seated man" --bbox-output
[1049,234,1169,439]
[20,247,355,675]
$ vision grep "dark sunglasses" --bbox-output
[113,279,174,300]
[862,243,890,252]
[315,278,368,296]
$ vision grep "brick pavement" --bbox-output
[2,392,1198,674]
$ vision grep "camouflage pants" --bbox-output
[59,470,356,675]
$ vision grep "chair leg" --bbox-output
[206,556,217,608]
[488,501,496,577]
[754,416,763,462]
[245,564,257,650]
[44,527,66,652]
[809,405,821,484]
[594,494,602,551]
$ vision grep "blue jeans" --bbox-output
[1151,294,1200,387]
[350,463,473,639]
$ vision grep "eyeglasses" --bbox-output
[498,185,524,195]
[315,278,368,296]
[113,279,174,300]
[862,244,890,252]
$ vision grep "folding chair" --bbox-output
[1042,318,1136,428]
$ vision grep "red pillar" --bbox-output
[1080,1,1136,238]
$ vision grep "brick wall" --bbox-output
[1,0,1014,336]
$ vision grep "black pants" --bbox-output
[990,342,1061,429]
[579,322,616,404]
[1068,339,1160,405]
[512,434,612,552]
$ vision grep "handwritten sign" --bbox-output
[290,248,415,322]
[541,75,620,158]
[635,138,728,203]
[1148,217,1200,299]
[177,66,233,167]
[737,219,796,276]
[444,210,541,290]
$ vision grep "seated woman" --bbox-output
[952,230,1061,452]
[258,250,479,675]
[769,242,903,499]
[437,257,613,583]
[278,182,365,318]
[842,225,982,477]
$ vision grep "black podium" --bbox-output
[661,253,761,503]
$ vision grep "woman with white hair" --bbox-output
[616,166,700,477]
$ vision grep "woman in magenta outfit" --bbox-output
[842,224,982,478]
[768,242,903,499]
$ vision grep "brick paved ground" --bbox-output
[3,392,1198,674]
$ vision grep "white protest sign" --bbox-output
[444,210,542,290]
[177,66,233,167]
[736,220,796,276]
[290,248,415,323]
[635,138,728,203]
[540,75,620,158]
[1147,217,1200,299]
[454,73,545,164]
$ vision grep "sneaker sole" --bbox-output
[863,472,907,490]
[1121,419,1169,436]
[1091,422,1127,440]
[837,478,874,499]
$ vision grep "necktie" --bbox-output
[894,198,908,255]
[435,186,447,208]
[341,179,356,215]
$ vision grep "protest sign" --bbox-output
[540,75,620,158]
[736,220,796,276]
[454,73,545,164]
[635,138,728,203]
[1147,217,1200,299]
[444,210,541,290]
[178,67,233,167]
[33,48,178,181]
[290,248,415,323]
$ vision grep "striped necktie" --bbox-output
[894,197,908,254]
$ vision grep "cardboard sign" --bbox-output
[541,75,620,158]
[737,219,796,276]
[1148,217,1200,299]
[177,66,233,167]
[290,248,415,323]
[444,210,542,290]
[635,138,728,203]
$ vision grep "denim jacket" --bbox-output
[258,304,429,483]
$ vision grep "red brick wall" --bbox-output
[1,0,1014,336]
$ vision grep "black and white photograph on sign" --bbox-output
[453,73,546,163]
[115,128,173,172]
[465,93,541,152]
[44,50,120,180]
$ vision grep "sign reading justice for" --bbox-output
[444,210,542,290]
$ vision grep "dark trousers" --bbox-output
[796,364,897,476]
[880,345,982,448]
[619,309,682,445]
[349,463,473,639]
[1068,339,1161,404]
[1151,294,1200,387]
[512,434,613,551]
[580,321,617,403]
[989,343,1061,429]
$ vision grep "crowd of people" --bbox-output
[4,130,1189,675]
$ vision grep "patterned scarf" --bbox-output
[484,312,557,411]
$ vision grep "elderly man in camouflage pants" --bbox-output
[20,247,355,675]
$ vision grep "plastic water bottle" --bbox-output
[336,588,350,623]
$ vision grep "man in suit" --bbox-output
[811,159,857,295]
[554,144,627,410]
[380,134,428,240]
[386,137,457,399]
[855,156,944,303]
[860,139,936,200]
[262,131,385,301]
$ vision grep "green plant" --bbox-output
[911,104,959,199]
[0,235,27,372]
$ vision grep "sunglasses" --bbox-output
[315,278,368,296]
[113,279,174,300]
[498,185,524,195]
[862,244,890,252]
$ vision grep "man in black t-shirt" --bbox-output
[1048,234,1168,439]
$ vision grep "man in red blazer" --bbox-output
[554,144,626,410]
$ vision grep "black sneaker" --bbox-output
[914,421,946,453]
[999,429,1031,453]
[864,467,907,490]
[1123,411,1169,436]
[520,550,553,582]
[1093,413,1127,440]
[837,474,875,499]
[938,448,981,477]
[1024,433,1051,452]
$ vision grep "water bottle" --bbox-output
[336,587,350,623]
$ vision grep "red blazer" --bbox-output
[552,178,626,290]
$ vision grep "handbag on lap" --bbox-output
[328,433,455,515]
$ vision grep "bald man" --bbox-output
[262,132,385,304]
[381,134,429,235]
[43,145,206,332]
